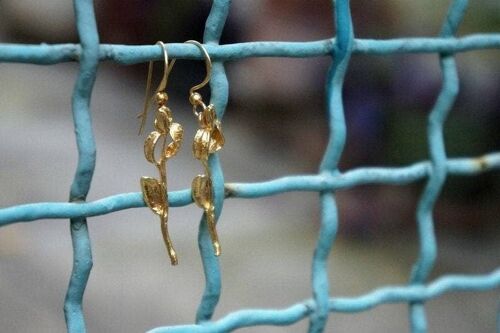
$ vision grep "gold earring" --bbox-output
[137,41,183,265]
[185,40,225,257]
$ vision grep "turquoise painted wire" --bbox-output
[63,1,99,332]
[0,153,499,226]
[408,1,468,332]
[1,35,500,64]
[195,0,230,324]
[147,269,500,333]
[309,0,353,332]
[0,0,499,332]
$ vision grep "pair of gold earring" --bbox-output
[137,41,224,266]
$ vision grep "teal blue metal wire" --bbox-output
[0,0,499,332]
[195,0,230,324]
[309,1,353,332]
[64,1,99,332]
[408,1,468,331]
[2,36,500,64]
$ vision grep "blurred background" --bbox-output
[0,0,499,332]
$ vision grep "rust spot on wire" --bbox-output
[475,156,488,171]
[224,185,236,198]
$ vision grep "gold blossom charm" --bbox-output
[186,40,225,256]
[191,101,224,256]
[137,42,182,265]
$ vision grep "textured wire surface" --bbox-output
[1,0,500,332]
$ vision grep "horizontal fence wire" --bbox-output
[0,0,499,332]
[1,35,500,64]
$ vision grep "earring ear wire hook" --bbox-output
[137,41,176,135]
[184,40,212,95]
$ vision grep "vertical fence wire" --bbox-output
[0,0,499,332]
[408,1,468,331]
[63,1,99,332]
[309,1,354,332]
[195,0,231,324]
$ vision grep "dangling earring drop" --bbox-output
[137,41,183,265]
[185,40,225,256]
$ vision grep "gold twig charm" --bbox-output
[186,40,224,256]
[138,42,182,265]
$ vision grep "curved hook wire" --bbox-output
[137,41,176,135]
[185,40,212,95]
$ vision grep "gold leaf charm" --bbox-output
[144,131,162,165]
[192,175,220,256]
[193,129,211,161]
[184,40,225,258]
[164,122,183,159]
[139,41,181,266]
[154,106,172,134]
[209,121,225,154]
[190,100,224,257]
[192,174,213,210]
[140,176,167,217]
[199,104,216,128]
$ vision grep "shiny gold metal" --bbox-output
[137,42,175,136]
[185,40,224,256]
[139,41,183,265]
